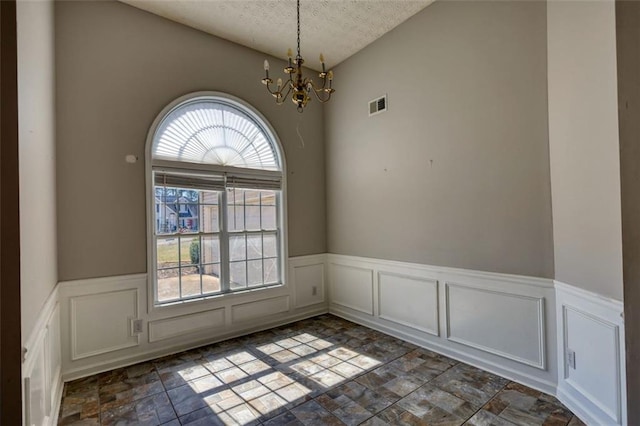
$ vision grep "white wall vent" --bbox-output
[369,95,387,116]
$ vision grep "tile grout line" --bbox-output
[460,379,511,425]
[154,362,180,425]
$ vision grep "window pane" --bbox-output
[244,190,261,205]
[230,261,247,289]
[180,236,199,266]
[168,201,179,217]
[177,190,200,232]
[247,234,262,260]
[156,202,178,235]
[264,258,278,284]
[248,260,263,287]
[187,204,199,225]
[262,206,277,230]
[246,206,261,230]
[156,201,170,235]
[157,268,181,302]
[201,204,219,233]
[201,236,220,264]
[157,237,179,269]
[228,187,240,203]
[263,233,277,258]
[202,264,221,294]
[180,266,201,298]
[261,191,276,206]
[228,204,245,231]
[179,217,199,233]
[229,235,246,261]
[200,191,219,205]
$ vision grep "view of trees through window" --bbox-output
[155,186,278,302]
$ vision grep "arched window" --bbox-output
[147,93,285,305]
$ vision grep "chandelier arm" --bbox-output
[309,86,333,103]
[263,82,280,96]
[307,79,331,94]
[280,84,293,101]
[264,81,289,105]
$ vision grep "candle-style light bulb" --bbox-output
[263,59,270,80]
[287,48,293,68]
[277,78,283,88]
[319,53,324,63]
[328,70,333,81]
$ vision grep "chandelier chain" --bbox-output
[296,0,301,59]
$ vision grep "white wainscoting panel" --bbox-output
[51,254,630,426]
[231,295,290,323]
[45,304,61,416]
[149,308,225,343]
[23,285,62,426]
[59,259,328,382]
[70,289,139,360]
[565,307,619,420]
[556,281,626,426]
[378,272,438,335]
[290,255,326,309]
[445,282,545,369]
[327,254,558,395]
[329,263,374,315]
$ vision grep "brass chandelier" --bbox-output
[261,0,335,113]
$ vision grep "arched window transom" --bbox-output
[153,100,281,171]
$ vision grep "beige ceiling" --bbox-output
[120,0,435,71]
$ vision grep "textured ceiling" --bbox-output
[120,0,435,71]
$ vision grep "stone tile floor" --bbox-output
[58,314,585,425]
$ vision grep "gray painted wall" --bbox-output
[326,1,554,278]
[547,1,623,301]
[55,0,326,281]
[17,0,58,341]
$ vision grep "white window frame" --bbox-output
[145,92,288,311]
